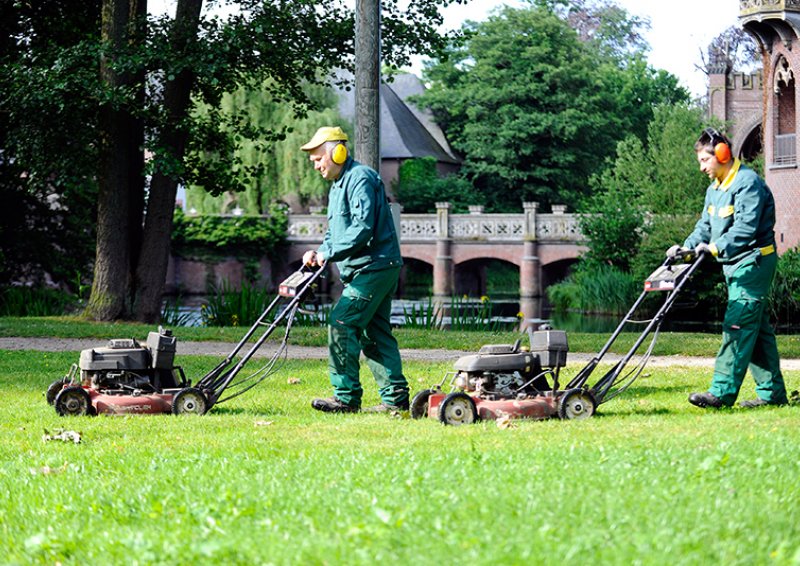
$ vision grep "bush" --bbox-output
[770,247,800,326]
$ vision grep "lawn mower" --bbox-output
[46,264,327,416]
[411,252,706,425]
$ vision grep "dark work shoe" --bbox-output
[739,398,786,408]
[362,402,410,414]
[311,396,359,413]
[688,392,723,409]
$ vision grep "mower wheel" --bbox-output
[557,389,596,420]
[410,389,436,419]
[46,378,68,406]
[172,387,208,415]
[54,386,92,416]
[438,392,478,426]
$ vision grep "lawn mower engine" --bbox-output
[46,327,200,416]
[412,330,595,425]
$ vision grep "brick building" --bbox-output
[740,0,800,251]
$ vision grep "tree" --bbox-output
[185,81,343,215]
[0,1,102,287]
[2,0,464,321]
[700,25,761,75]
[414,1,688,211]
[552,102,714,313]
[393,157,485,213]
[579,102,713,289]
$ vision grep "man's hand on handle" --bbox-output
[302,250,325,267]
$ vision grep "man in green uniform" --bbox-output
[300,126,409,413]
[667,128,787,409]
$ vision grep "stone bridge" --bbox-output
[286,202,586,325]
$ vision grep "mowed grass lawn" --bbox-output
[2,346,800,565]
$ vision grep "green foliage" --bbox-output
[415,1,689,211]
[770,247,800,326]
[171,206,287,258]
[159,297,199,328]
[580,136,646,271]
[2,0,463,318]
[568,102,717,313]
[401,299,442,330]
[186,82,345,213]
[0,2,101,286]
[448,295,519,332]
[0,287,76,317]
[200,280,329,328]
[393,157,484,213]
[201,280,274,328]
[546,262,638,314]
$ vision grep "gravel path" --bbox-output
[5,336,800,369]
[8,336,800,369]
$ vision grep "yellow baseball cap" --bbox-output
[300,126,349,151]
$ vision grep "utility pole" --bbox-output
[354,0,381,171]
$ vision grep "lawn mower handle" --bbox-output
[565,251,706,399]
[194,261,328,410]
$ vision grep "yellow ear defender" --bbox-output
[331,143,348,165]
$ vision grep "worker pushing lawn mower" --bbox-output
[46,125,409,418]
[669,128,787,410]
[412,251,708,425]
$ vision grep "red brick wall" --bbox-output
[764,42,800,253]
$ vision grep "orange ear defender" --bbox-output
[331,143,348,165]
[703,128,731,164]
[714,141,731,164]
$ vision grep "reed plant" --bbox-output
[547,263,639,315]
[201,280,273,327]
[448,295,518,332]
[0,286,75,317]
[401,298,442,330]
[159,297,200,327]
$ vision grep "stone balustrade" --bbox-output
[286,202,583,243]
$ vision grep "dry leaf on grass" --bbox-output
[496,413,516,430]
[287,377,301,385]
[254,420,274,427]
[29,462,69,475]
[42,429,81,444]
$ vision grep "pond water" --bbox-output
[163,296,743,334]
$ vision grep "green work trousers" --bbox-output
[327,266,408,408]
[709,252,787,406]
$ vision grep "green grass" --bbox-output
[1,350,800,564]
[4,316,800,358]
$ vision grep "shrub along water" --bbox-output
[0,286,77,317]
[547,263,639,315]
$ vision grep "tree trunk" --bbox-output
[133,0,203,322]
[85,0,146,320]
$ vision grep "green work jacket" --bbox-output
[318,157,402,283]
[684,159,776,276]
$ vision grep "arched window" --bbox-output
[773,56,796,166]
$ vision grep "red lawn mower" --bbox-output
[46,265,327,416]
[411,253,706,425]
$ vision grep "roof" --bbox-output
[336,72,460,164]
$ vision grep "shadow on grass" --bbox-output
[209,405,288,417]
